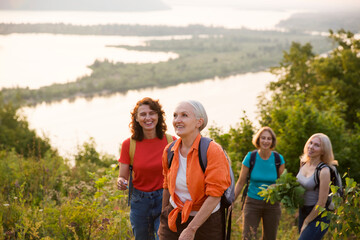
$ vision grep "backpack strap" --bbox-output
[129,138,136,166]
[167,140,177,169]
[273,151,281,178]
[165,133,174,144]
[168,137,212,172]
[240,150,257,210]
[314,162,328,190]
[198,137,212,172]
[249,150,257,174]
[128,138,136,206]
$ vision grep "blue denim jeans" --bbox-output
[298,205,330,240]
[130,188,163,240]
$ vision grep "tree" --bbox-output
[0,96,53,158]
[258,30,360,180]
[208,114,254,179]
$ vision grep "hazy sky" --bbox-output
[163,0,360,11]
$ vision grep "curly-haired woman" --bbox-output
[117,97,175,240]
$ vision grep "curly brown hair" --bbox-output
[130,97,167,141]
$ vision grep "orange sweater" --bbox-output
[162,134,231,232]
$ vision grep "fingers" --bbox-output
[117,177,128,190]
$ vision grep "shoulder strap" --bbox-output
[249,150,257,174]
[198,137,212,172]
[167,140,177,169]
[241,150,257,210]
[165,133,173,144]
[128,138,137,206]
[129,138,136,166]
[273,151,281,178]
[314,162,328,190]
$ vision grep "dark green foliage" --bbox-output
[0,97,53,158]
[208,115,254,179]
[316,175,360,240]
[258,30,360,181]
[258,170,305,214]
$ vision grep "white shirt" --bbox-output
[170,150,220,215]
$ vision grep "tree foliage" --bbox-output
[0,96,53,158]
[257,29,360,180]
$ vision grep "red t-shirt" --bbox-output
[119,136,175,192]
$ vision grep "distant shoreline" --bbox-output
[0,26,332,106]
[0,0,170,12]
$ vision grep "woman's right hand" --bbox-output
[117,177,128,190]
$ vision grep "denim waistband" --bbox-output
[133,187,163,198]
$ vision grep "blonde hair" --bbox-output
[252,126,277,150]
[300,133,338,165]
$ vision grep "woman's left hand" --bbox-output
[300,222,308,235]
[179,227,196,240]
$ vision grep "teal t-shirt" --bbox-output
[242,151,285,200]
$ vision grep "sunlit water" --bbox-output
[21,72,275,160]
[0,34,179,89]
[0,8,287,159]
[0,6,293,29]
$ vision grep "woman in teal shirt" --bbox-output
[234,126,285,240]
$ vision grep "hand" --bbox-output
[179,227,196,240]
[300,222,308,235]
[117,177,128,190]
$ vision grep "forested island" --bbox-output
[0,24,335,106]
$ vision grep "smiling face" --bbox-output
[135,104,159,132]
[173,102,202,138]
[307,137,323,159]
[259,130,273,150]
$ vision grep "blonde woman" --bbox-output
[296,133,337,239]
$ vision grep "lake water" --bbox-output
[0,34,180,89]
[20,72,275,159]
[0,6,288,159]
[0,6,293,29]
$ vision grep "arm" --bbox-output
[279,163,285,175]
[117,162,130,190]
[234,164,249,201]
[300,167,330,234]
[179,196,221,240]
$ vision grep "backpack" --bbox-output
[241,150,281,210]
[127,133,173,206]
[167,136,235,240]
[314,162,343,211]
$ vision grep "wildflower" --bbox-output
[3,203,10,207]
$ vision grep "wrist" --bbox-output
[186,224,198,233]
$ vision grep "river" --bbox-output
[0,6,288,159]
[20,72,275,159]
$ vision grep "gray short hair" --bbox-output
[183,100,208,131]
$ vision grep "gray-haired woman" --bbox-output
[158,100,231,240]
